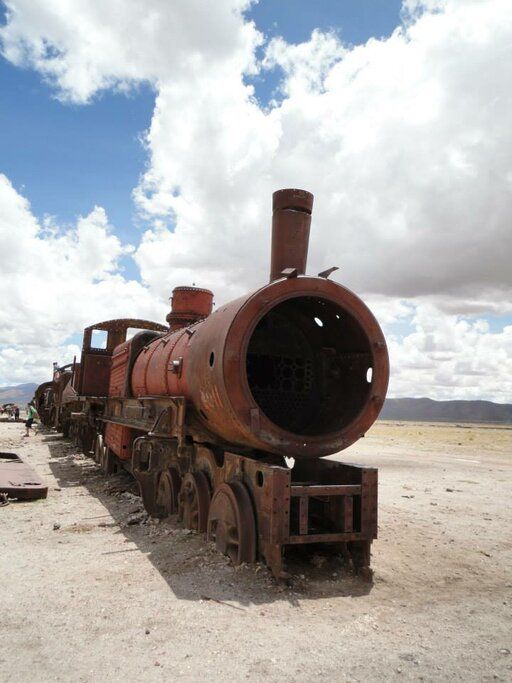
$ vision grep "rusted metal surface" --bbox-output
[156,466,181,516]
[207,481,256,564]
[124,433,377,578]
[104,422,136,461]
[130,274,388,458]
[60,319,167,456]
[166,286,213,331]
[78,319,167,397]
[109,330,162,398]
[290,484,361,496]
[178,471,211,532]
[0,452,48,501]
[34,381,54,426]
[131,328,189,397]
[270,188,313,282]
[33,361,75,429]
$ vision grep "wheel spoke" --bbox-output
[178,471,211,532]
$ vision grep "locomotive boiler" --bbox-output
[44,189,389,579]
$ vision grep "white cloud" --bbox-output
[0,0,261,103]
[1,0,512,400]
[132,0,512,310]
[386,303,512,402]
[0,342,81,388]
[0,174,167,384]
[263,29,346,99]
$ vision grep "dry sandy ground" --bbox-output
[1,419,511,682]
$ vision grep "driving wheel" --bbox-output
[178,471,211,532]
[156,466,182,516]
[207,481,256,564]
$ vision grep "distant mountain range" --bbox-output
[0,383,38,406]
[380,397,512,424]
[0,383,510,424]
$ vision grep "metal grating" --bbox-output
[247,353,314,430]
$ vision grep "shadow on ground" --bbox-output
[43,431,373,607]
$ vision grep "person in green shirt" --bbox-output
[23,401,39,437]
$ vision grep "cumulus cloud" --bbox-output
[136,0,512,311]
[387,304,512,402]
[0,0,261,103]
[0,174,167,384]
[0,342,82,388]
[1,0,512,400]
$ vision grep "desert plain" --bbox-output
[0,419,510,682]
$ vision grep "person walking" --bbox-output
[14,405,20,421]
[23,401,39,437]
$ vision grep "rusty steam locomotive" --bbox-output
[35,189,389,579]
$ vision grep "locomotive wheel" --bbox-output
[207,481,256,565]
[156,467,182,516]
[178,471,211,532]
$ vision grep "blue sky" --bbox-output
[0,58,154,240]
[249,0,403,45]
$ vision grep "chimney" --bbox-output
[166,286,214,331]
[269,188,313,282]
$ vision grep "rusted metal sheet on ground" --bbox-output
[0,452,48,501]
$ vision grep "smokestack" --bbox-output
[269,188,313,282]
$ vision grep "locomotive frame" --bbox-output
[36,188,388,580]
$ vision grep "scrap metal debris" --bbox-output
[0,451,48,501]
